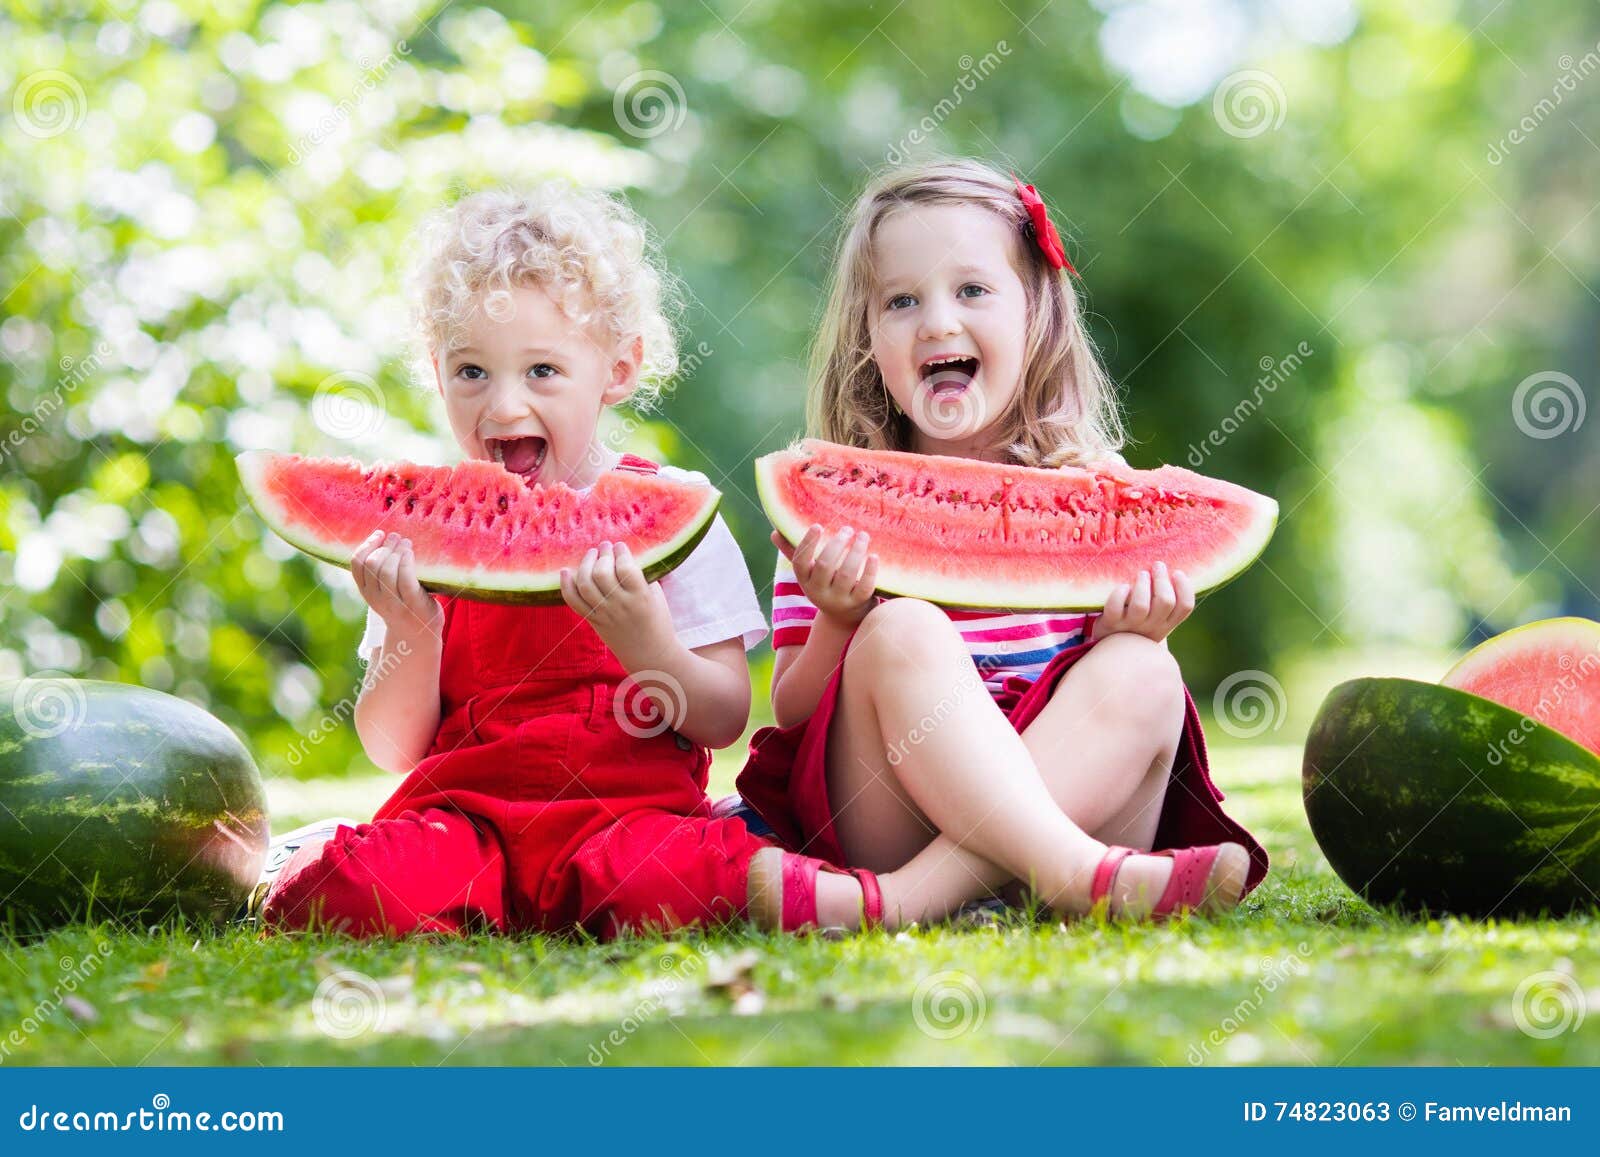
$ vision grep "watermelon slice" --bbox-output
[1441,617,1600,759]
[237,451,720,605]
[754,440,1277,611]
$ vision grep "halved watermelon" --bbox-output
[754,440,1278,610]
[1440,617,1600,759]
[237,452,720,604]
[1303,676,1600,916]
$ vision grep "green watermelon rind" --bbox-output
[1302,675,1600,919]
[0,679,269,931]
[237,451,722,607]
[754,441,1279,612]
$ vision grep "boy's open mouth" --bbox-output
[919,354,980,394]
[487,435,548,480]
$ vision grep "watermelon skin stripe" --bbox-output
[237,452,721,606]
[755,440,1278,612]
[1302,676,1600,917]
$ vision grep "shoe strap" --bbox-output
[850,868,885,929]
[1090,845,1137,906]
[1153,845,1217,916]
[779,852,821,931]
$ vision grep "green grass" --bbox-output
[3,739,1598,1066]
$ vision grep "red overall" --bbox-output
[262,456,775,940]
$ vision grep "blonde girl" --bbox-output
[734,158,1268,927]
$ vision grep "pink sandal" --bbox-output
[747,848,885,932]
[1089,842,1249,920]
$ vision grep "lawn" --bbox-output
[3,737,1597,1066]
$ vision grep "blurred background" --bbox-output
[2,0,1596,785]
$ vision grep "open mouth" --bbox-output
[919,354,980,394]
[486,435,548,481]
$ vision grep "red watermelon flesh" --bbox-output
[237,451,720,605]
[754,439,1278,611]
[1441,617,1600,758]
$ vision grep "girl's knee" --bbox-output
[1083,633,1185,719]
[846,598,962,670]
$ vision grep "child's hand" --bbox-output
[352,530,444,641]
[774,524,879,628]
[1090,561,1194,644]
[561,541,672,646]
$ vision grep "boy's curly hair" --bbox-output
[409,183,682,404]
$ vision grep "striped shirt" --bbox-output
[771,555,1101,698]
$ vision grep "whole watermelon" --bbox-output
[1303,677,1600,917]
[0,678,269,930]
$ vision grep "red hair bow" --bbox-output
[1013,176,1076,276]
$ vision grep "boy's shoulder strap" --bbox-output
[614,452,661,475]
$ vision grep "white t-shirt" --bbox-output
[356,456,769,663]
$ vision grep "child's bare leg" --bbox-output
[822,599,1175,923]
[976,633,1184,907]
[1019,632,1185,849]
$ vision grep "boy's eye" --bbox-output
[887,293,916,310]
[457,364,486,380]
[528,363,558,379]
[958,283,988,298]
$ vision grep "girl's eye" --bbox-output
[457,364,486,381]
[528,363,558,379]
[958,284,988,299]
[887,293,916,310]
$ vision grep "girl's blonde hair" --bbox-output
[409,183,681,404]
[810,158,1125,467]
